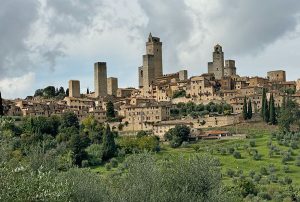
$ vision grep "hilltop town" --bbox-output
[1,33,299,139]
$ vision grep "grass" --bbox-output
[91,121,300,186]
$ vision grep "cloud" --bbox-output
[0,73,36,99]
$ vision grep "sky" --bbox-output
[1,0,300,99]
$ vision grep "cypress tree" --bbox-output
[264,97,269,123]
[87,88,90,94]
[0,91,3,116]
[282,95,286,110]
[102,124,116,161]
[106,101,115,119]
[243,96,248,120]
[247,99,252,119]
[261,88,266,119]
[269,93,276,125]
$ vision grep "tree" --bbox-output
[247,99,252,119]
[106,101,115,119]
[264,96,269,123]
[0,91,3,116]
[70,133,88,166]
[137,130,148,138]
[164,125,190,148]
[34,89,44,97]
[269,93,276,125]
[58,87,65,95]
[61,112,79,129]
[66,88,69,96]
[242,96,248,120]
[43,86,56,98]
[102,124,116,161]
[87,88,90,94]
[261,88,266,118]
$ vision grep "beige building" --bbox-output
[94,62,107,97]
[267,70,286,82]
[107,77,118,96]
[68,80,80,98]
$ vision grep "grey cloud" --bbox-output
[198,0,300,56]
[137,0,194,70]
[0,0,40,78]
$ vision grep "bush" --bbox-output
[249,140,256,147]
[220,148,227,155]
[268,164,276,173]
[253,174,262,183]
[253,152,262,161]
[283,165,289,173]
[105,163,112,171]
[284,176,292,185]
[228,147,235,154]
[268,174,278,183]
[110,158,118,168]
[249,170,256,178]
[258,192,272,200]
[226,169,235,178]
[233,151,241,159]
[81,160,89,168]
[260,167,268,175]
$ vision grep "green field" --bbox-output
[92,121,300,187]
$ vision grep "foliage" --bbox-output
[102,125,116,161]
[136,130,148,138]
[0,91,3,116]
[118,136,160,153]
[164,125,190,148]
[106,101,116,120]
[172,90,186,99]
[247,99,252,120]
[243,96,248,120]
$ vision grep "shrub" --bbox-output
[228,147,235,154]
[268,164,276,173]
[260,167,268,175]
[249,140,256,147]
[253,174,262,183]
[105,163,112,171]
[258,192,272,200]
[233,151,241,159]
[284,176,292,185]
[81,160,89,168]
[249,170,255,178]
[291,142,298,149]
[110,158,118,168]
[226,169,235,178]
[283,165,289,173]
[253,152,262,161]
[268,174,278,183]
[220,148,227,155]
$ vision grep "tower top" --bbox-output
[148,32,160,43]
[214,44,223,53]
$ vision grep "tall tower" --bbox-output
[146,33,163,78]
[107,77,118,96]
[94,62,107,97]
[208,44,224,80]
[142,54,155,90]
[68,80,80,98]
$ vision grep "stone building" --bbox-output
[267,70,286,82]
[68,80,80,98]
[94,62,107,97]
[139,33,163,89]
[107,77,118,96]
[224,60,236,77]
[208,44,224,80]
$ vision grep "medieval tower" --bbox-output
[208,44,224,80]
[94,62,107,97]
[139,33,163,89]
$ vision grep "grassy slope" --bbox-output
[91,121,300,186]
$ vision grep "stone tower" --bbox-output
[208,44,224,80]
[146,33,163,79]
[138,33,163,89]
[68,80,80,98]
[224,60,236,76]
[107,77,118,96]
[142,54,155,90]
[94,62,107,97]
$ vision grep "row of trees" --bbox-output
[34,86,68,99]
[242,97,252,120]
[261,89,277,125]
[171,101,232,118]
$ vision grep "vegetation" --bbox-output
[171,101,232,118]
[34,86,66,99]
[172,90,186,99]
[164,125,190,148]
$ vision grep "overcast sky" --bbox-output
[1,0,300,98]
